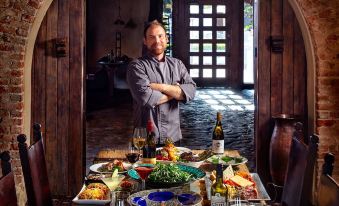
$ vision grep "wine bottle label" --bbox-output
[212,140,224,154]
[211,194,227,206]
[142,157,156,164]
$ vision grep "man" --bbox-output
[127,20,196,144]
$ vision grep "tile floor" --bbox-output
[86,88,255,172]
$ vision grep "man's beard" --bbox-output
[148,44,166,56]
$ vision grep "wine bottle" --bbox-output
[211,164,228,204]
[212,112,225,155]
[142,119,157,164]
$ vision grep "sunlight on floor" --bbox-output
[195,89,254,111]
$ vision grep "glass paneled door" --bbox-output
[173,0,243,87]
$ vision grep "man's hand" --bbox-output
[149,83,185,101]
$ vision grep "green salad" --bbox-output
[148,163,193,183]
[209,155,245,165]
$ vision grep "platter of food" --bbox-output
[248,173,271,201]
[116,180,137,192]
[85,173,111,185]
[177,150,213,167]
[157,146,192,155]
[206,155,248,166]
[155,139,212,167]
[128,162,206,188]
[90,160,131,174]
[155,139,191,162]
[72,183,111,205]
[206,167,270,201]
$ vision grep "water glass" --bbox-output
[111,191,130,206]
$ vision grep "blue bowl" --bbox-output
[147,191,174,202]
[177,193,202,205]
[132,197,146,206]
[178,194,196,205]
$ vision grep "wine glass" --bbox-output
[133,163,154,191]
[125,141,140,167]
[132,127,147,156]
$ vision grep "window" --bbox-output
[173,0,244,87]
[187,2,229,84]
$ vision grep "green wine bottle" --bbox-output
[211,164,228,204]
[212,112,225,155]
[142,119,156,164]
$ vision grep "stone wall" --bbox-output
[0,0,338,205]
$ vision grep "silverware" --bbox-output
[235,197,241,206]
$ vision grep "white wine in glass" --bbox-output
[132,127,147,155]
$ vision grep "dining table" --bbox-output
[76,148,269,206]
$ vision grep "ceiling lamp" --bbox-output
[114,0,125,25]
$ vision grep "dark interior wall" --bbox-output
[86,0,149,74]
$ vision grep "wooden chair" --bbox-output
[317,153,339,206]
[0,151,18,206]
[18,123,53,206]
[280,134,319,206]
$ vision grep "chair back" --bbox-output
[301,134,319,205]
[322,153,334,176]
[18,123,53,206]
[0,151,18,206]
[281,134,319,206]
[317,153,339,206]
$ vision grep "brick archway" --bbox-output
[0,0,338,204]
[23,0,53,139]
[19,0,318,140]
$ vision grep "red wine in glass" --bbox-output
[134,164,154,190]
[135,166,154,179]
[126,152,140,164]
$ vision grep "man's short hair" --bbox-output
[143,20,167,38]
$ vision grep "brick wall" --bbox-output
[296,0,339,181]
[0,0,338,205]
[0,0,44,205]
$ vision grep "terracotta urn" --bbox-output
[269,114,298,186]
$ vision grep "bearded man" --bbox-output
[127,20,196,145]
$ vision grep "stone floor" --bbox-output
[86,88,255,172]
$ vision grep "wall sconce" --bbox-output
[55,37,67,57]
[270,36,284,53]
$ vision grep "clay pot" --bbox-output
[269,114,298,186]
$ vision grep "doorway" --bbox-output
[28,0,310,197]
[173,0,245,88]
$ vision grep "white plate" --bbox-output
[156,147,191,155]
[177,160,205,168]
[72,185,111,205]
[90,162,131,174]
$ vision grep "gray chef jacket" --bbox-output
[127,54,196,143]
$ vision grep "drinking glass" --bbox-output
[125,142,140,167]
[133,163,154,191]
[102,174,125,206]
[111,191,130,206]
[132,127,147,156]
